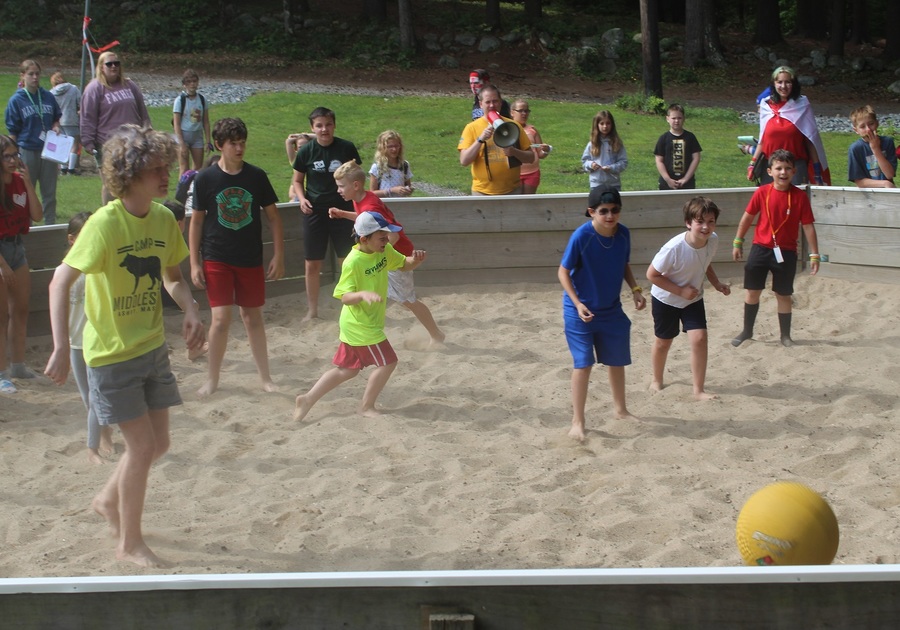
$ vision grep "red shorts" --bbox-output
[332,340,397,369]
[203,261,265,308]
[520,169,541,189]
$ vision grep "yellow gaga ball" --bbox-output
[736,481,839,566]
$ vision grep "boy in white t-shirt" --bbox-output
[646,197,731,400]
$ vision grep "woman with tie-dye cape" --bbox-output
[748,66,830,186]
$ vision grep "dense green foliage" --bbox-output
[1,0,896,62]
[1,72,866,225]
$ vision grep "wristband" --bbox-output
[477,138,485,144]
[631,286,643,293]
[733,237,744,248]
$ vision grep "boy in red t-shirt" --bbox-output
[329,160,444,346]
[731,149,820,347]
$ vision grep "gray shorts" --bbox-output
[0,236,27,271]
[87,343,182,425]
[180,129,205,149]
[387,269,417,304]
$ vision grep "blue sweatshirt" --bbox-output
[4,87,62,151]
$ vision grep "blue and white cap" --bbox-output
[354,211,402,237]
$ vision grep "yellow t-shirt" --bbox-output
[64,200,190,367]
[334,243,407,346]
[458,116,531,195]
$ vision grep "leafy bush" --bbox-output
[615,92,666,116]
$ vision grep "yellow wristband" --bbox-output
[632,286,643,293]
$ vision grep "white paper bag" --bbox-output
[41,130,74,164]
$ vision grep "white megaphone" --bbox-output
[486,110,520,148]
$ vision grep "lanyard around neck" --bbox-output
[764,185,791,247]
[23,89,46,131]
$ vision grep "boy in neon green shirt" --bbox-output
[45,125,205,568]
[294,211,426,421]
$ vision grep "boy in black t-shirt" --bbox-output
[654,104,702,190]
[189,117,285,397]
[291,106,361,321]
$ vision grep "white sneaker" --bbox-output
[0,379,17,394]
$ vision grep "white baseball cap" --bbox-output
[354,211,402,237]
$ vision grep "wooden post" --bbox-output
[429,613,475,630]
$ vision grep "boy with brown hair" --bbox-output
[647,196,730,400]
[189,117,284,396]
[731,149,819,348]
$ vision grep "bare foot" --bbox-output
[87,449,107,465]
[301,311,318,323]
[293,394,312,421]
[649,381,664,392]
[187,341,209,362]
[197,380,218,397]
[99,427,115,456]
[117,542,169,568]
[614,409,639,420]
[432,330,446,344]
[694,391,719,401]
[92,494,120,538]
[261,380,279,393]
[359,406,383,418]
[568,422,586,442]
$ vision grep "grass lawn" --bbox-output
[2,73,860,225]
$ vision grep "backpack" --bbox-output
[171,92,207,128]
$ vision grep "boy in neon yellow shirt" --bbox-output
[45,125,205,568]
[294,211,426,421]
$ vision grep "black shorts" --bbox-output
[743,243,798,295]
[651,296,707,339]
[303,205,354,260]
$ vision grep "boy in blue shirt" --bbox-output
[847,105,896,188]
[558,186,646,442]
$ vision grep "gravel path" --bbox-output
[133,71,900,137]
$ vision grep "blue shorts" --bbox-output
[651,296,707,339]
[563,310,631,369]
[87,344,182,425]
[0,236,27,271]
[743,244,798,295]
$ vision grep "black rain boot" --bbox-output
[731,302,760,347]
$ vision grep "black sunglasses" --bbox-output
[513,108,531,113]
[104,61,121,68]
[593,206,621,216]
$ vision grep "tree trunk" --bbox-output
[364,0,387,22]
[753,0,782,46]
[684,0,726,69]
[524,0,541,24]
[684,0,702,66]
[398,0,416,51]
[885,0,900,62]
[794,0,827,38]
[486,0,501,31]
[849,0,868,45]
[640,0,663,99]
[827,0,846,57]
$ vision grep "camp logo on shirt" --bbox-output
[215,187,253,231]
[364,255,388,276]
[113,240,165,315]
